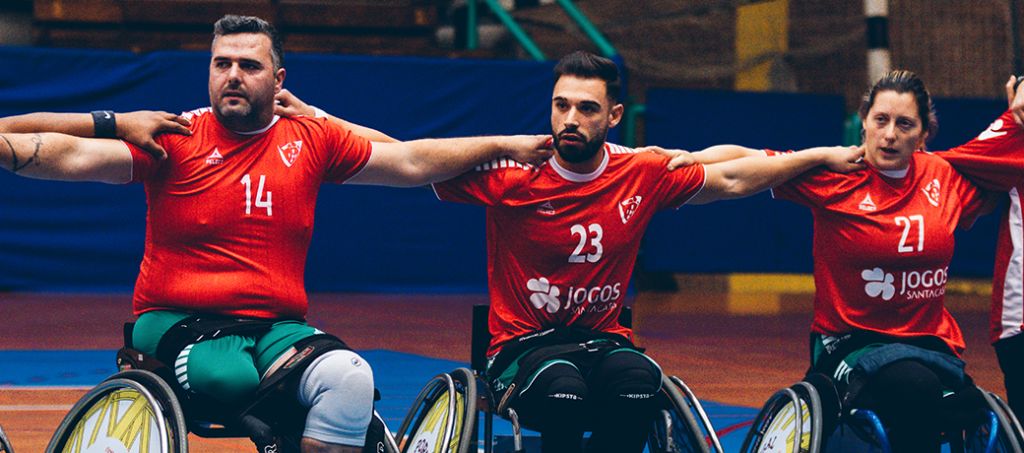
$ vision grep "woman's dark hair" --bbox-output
[859,70,938,144]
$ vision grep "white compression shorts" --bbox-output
[296,349,375,446]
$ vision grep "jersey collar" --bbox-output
[549,144,610,182]
[877,167,909,179]
[231,115,281,136]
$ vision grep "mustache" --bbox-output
[557,129,586,140]
[221,87,249,100]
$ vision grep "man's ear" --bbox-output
[275,67,286,93]
[608,103,624,128]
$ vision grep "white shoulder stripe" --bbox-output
[608,143,639,154]
[180,107,212,123]
[474,157,534,172]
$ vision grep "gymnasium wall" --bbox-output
[0,47,1007,292]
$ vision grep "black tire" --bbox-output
[397,368,477,453]
[648,375,712,453]
[45,370,188,453]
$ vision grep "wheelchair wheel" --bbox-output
[378,410,402,453]
[979,389,1024,453]
[396,367,477,453]
[739,382,822,453]
[648,375,715,453]
[45,370,188,453]
[0,423,14,453]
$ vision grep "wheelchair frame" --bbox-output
[393,304,725,453]
[740,375,1024,453]
[44,350,400,453]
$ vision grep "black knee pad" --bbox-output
[521,361,588,401]
[590,350,662,403]
[516,361,588,429]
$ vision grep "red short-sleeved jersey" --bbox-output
[433,144,706,356]
[770,151,985,355]
[938,109,1024,343]
[124,109,373,319]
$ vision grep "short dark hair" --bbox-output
[212,15,284,70]
[554,51,622,103]
[859,70,938,145]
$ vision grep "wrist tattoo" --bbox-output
[1,133,43,174]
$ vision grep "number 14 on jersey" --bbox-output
[241,174,273,216]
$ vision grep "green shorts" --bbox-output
[133,310,321,406]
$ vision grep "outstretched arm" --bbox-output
[688,145,865,204]
[645,144,767,170]
[0,132,134,184]
[274,89,399,143]
[0,111,190,160]
[347,135,553,187]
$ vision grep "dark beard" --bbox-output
[555,128,606,164]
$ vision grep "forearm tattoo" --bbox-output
[1,133,43,174]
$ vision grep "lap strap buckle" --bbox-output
[582,339,605,353]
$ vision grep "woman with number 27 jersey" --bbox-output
[673,70,995,453]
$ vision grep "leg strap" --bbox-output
[238,334,361,435]
[155,316,277,367]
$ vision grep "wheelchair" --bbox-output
[739,372,1024,453]
[393,304,725,453]
[44,328,400,453]
[0,422,14,453]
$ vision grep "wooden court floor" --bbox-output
[0,292,1005,453]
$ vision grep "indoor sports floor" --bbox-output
[0,291,1005,453]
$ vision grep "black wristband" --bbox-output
[91,110,117,138]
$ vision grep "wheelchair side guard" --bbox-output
[46,370,189,453]
[397,367,477,453]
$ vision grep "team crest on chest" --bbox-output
[619,196,643,224]
[921,179,941,207]
[278,140,303,167]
